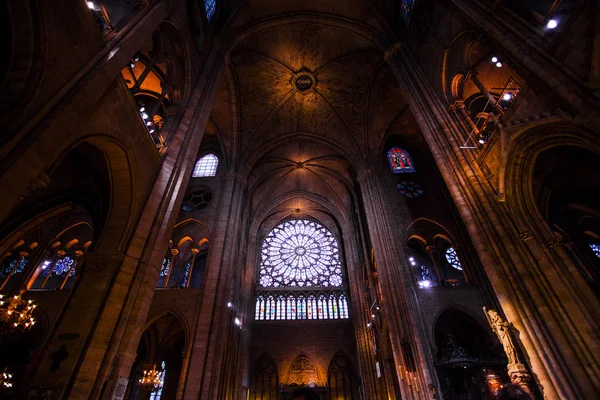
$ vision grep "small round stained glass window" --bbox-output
[445,247,462,271]
[397,181,423,198]
[182,188,212,211]
[259,219,343,288]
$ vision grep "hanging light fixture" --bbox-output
[138,364,163,392]
[0,368,13,389]
[0,291,36,331]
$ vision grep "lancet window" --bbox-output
[192,154,219,177]
[255,219,350,321]
[204,0,216,21]
[387,147,416,174]
[445,247,463,271]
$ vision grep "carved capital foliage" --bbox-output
[81,252,125,273]
[541,239,565,251]
[519,230,534,241]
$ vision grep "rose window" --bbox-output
[259,219,343,288]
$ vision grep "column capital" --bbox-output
[191,248,200,255]
[170,248,180,257]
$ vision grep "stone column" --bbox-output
[386,46,600,399]
[342,215,386,398]
[356,168,438,399]
[185,248,199,288]
[182,172,247,399]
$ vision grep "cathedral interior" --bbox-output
[0,0,599,399]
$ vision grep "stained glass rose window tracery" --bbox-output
[255,219,349,321]
[259,219,343,288]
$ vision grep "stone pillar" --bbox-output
[185,248,199,288]
[386,46,600,399]
[182,172,247,399]
[356,168,438,399]
[342,216,386,398]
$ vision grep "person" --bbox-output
[291,387,320,400]
[496,383,531,399]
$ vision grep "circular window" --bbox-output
[397,181,424,198]
[259,219,343,288]
[182,188,212,211]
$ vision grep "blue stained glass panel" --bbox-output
[204,0,216,21]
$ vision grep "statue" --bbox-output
[484,308,519,367]
[484,308,533,396]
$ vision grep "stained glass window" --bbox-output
[192,153,218,177]
[387,147,416,173]
[445,247,463,271]
[590,244,600,258]
[258,219,343,288]
[255,219,350,321]
[159,258,170,277]
[397,180,424,198]
[400,0,416,24]
[256,296,264,320]
[204,0,216,21]
[0,258,28,280]
[50,256,76,276]
[339,294,349,319]
[149,361,166,400]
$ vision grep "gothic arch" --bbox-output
[502,122,600,240]
[144,307,191,350]
[249,353,279,400]
[286,354,322,386]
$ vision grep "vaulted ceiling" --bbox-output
[208,0,415,226]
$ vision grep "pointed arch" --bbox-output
[249,353,279,400]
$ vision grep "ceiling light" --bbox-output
[139,107,145,112]
[130,62,136,69]
[502,93,512,101]
[479,139,485,144]
[547,19,558,29]
[409,257,414,262]
[495,62,502,68]
[146,121,152,126]
[491,56,498,63]
[86,1,95,9]
[410,261,416,265]
[227,302,232,308]
[142,113,149,119]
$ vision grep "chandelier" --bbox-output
[0,291,36,330]
[0,368,13,389]
[139,364,163,392]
